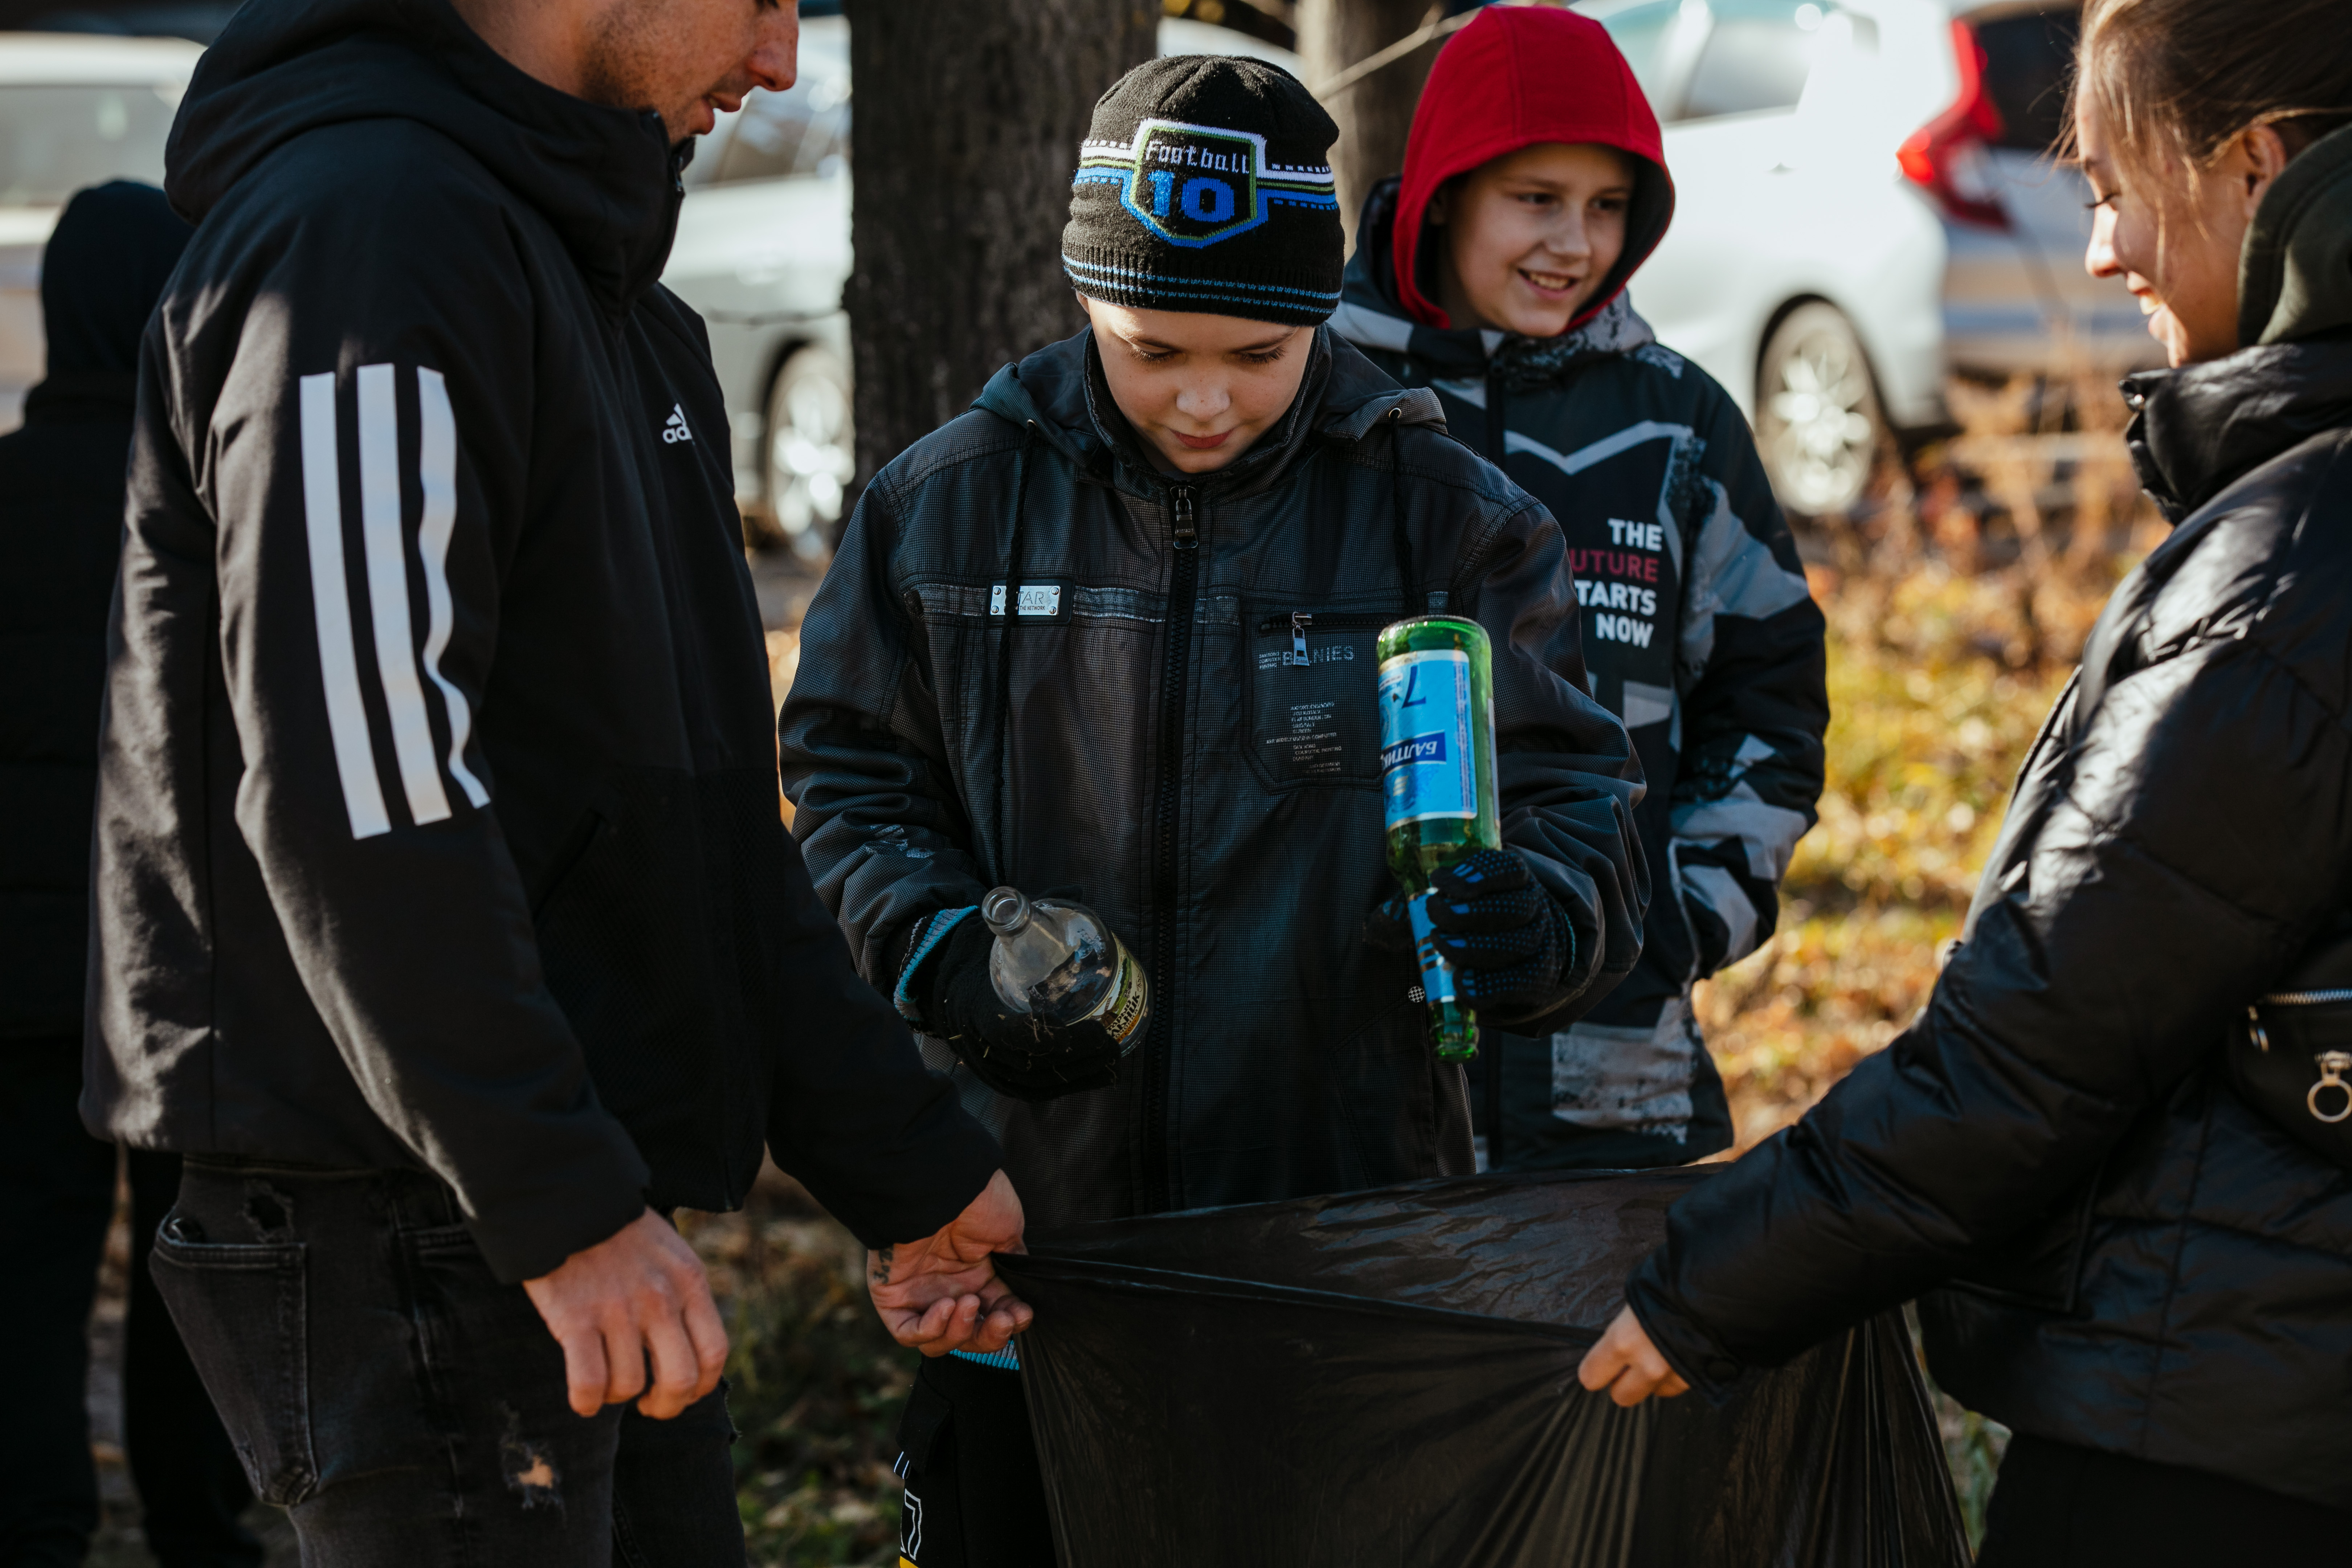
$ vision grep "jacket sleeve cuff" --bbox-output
[1624,1256,1754,1406]
[462,1155,651,1285]
[892,905,980,1033]
[795,1101,1004,1253]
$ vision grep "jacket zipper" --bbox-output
[1142,483,1199,1212]
[2246,988,2352,1054]
[1252,611,1397,634]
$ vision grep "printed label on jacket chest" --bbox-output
[1243,607,1384,789]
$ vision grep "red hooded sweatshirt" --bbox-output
[1390,4,1677,334]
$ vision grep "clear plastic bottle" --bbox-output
[980,887,1151,1050]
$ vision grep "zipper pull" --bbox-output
[1171,485,1197,551]
[1290,611,1311,666]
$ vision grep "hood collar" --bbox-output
[2123,332,2352,521]
[2240,122,2352,349]
[166,0,683,314]
[972,324,1444,498]
[1387,4,1673,334]
[1338,177,1657,390]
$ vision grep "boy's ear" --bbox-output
[1425,184,1451,226]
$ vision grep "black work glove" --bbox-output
[1373,848,1574,1014]
[904,916,1124,1103]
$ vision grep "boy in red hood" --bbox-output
[1333,4,1827,1173]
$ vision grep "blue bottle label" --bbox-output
[1405,893,1460,1005]
[1378,649,1475,826]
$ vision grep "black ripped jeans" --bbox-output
[152,1160,744,1568]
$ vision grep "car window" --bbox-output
[709,61,850,185]
[1681,0,1827,122]
[0,83,178,207]
[1975,6,2080,155]
[1585,0,1683,106]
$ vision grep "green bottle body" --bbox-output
[1376,616,1502,1061]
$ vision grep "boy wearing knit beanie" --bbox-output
[782,54,1646,1564]
[1332,5,1827,1177]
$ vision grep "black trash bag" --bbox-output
[997,1166,1968,1567]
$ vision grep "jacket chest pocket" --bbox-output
[1243,608,1389,791]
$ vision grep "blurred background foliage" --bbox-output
[679,1185,914,1566]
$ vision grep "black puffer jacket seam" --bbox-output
[2136,1098,2214,1454]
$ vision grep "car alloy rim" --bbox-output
[1765,326,1877,513]
[769,368,854,542]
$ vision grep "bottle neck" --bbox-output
[981,886,1032,938]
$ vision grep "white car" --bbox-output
[663,15,1302,553]
[0,32,203,429]
[1579,0,2155,514]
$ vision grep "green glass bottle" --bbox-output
[1376,616,1503,1060]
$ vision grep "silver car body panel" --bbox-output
[1586,0,2156,436]
[1940,146,2161,376]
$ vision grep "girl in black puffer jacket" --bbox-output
[1577,2,2352,1562]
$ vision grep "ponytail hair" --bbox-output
[2074,0,2352,195]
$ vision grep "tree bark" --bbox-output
[1297,0,1445,251]
[845,0,1157,486]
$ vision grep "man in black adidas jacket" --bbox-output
[86,0,1025,1557]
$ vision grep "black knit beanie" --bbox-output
[1062,55,1343,326]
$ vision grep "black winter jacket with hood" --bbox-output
[0,183,188,1043]
[780,327,1649,1227]
[84,0,999,1282]
[1626,126,2352,1512]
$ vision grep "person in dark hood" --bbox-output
[780,53,1647,1568]
[1331,4,1826,1173]
[86,1,1036,1560]
[1579,1,2352,1561]
[0,180,262,1568]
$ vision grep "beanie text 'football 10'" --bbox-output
[1061,54,1344,327]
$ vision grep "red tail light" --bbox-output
[1897,19,2010,230]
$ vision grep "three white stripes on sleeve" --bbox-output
[299,364,489,840]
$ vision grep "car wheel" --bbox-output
[763,345,855,555]
[1755,302,1886,518]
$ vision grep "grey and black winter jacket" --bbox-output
[780,326,1648,1227]
[1335,180,1826,1170]
[84,0,1000,1282]
[1626,128,2352,1512]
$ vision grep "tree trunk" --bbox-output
[845,0,1157,486]
[1298,0,1444,251]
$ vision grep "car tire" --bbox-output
[761,344,855,555]
[1754,301,1886,518]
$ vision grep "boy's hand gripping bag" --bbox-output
[997,1167,1967,1567]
